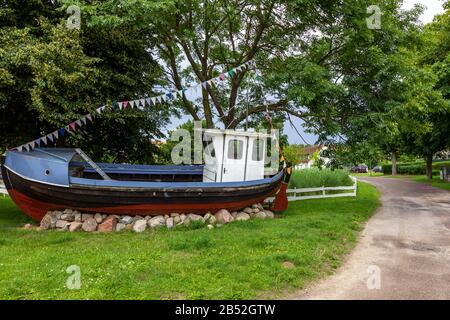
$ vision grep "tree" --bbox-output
[283,144,306,167]
[394,3,450,179]
[0,0,169,163]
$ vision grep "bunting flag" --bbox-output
[13,59,256,152]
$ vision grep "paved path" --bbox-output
[288,177,450,299]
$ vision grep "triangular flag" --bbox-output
[69,122,76,131]
[47,134,54,143]
[40,136,47,145]
[75,119,82,127]
[17,146,23,152]
[202,82,207,89]
[150,97,156,105]
[58,128,65,137]
[112,101,118,111]
[166,92,173,100]
[34,140,40,148]
[81,117,87,125]
[96,106,105,113]
[118,102,123,110]
[129,100,136,108]
[86,114,93,122]
[24,144,30,152]
[140,99,146,107]
[219,73,225,81]
[228,69,236,77]
[123,101,128,109]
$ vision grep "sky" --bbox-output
[166,1,446,145]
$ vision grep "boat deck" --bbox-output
[70,162,204,182]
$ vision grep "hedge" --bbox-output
[382,161,450,175]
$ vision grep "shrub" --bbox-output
[382,161,450,175]
[289,168,353,188]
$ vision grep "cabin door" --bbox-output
[222,135,247,182]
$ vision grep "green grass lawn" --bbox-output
[0,182,380,300]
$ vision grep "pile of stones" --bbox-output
[37,204,275,233]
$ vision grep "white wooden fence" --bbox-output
[266,176,357,202]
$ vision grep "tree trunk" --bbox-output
[391,152,397,176]
[426,153,433,180]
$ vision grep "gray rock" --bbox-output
[257,203,264,210]
[263,210,275,219]
[252,208,260,213]
[23,223,33,230]
[120,216,133,225]
[54,211,64,219]
[164,214,170,220]
[208,216,217,224]
[74,213,82,222]
[69,222,83,232]
[148,216,166,228]
[236,212,251,221]
[55,220,69,229]
[231,211,238,218]
[63,209,74,215]
[94,213,103,224]
[60,213,75,222]
[254,211,267,219]
[173,216,182,225]
[81,214,94,222]
[102,214,108,220]
[82,218,97,232]
[243,207,253,214]
[116,223,126,232]
[203,213,212,221]
[170,213,179,217]
[133,220,147,233]
[40,213,54,230]
[187,214,203,222]
[145,216,152,221]
[166,217,174,229]
[251,204,259,209]
[214,209,234,224]
[207,224,214,230]
[132,215,144,223]
[180,214,187,223]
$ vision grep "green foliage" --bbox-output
[0,0,169,163]
[283,144,306,167]
[0,182,379,299]
[382,160,450,175]
[289,168,353,189]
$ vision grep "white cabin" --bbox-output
[201,129,270,183]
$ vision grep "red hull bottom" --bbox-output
[8,189,277,222]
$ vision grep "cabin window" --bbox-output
[203,136,216,158]
[227,139,243,160]
[252,139,264,161]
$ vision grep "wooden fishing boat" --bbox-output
[1,129,289,221]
